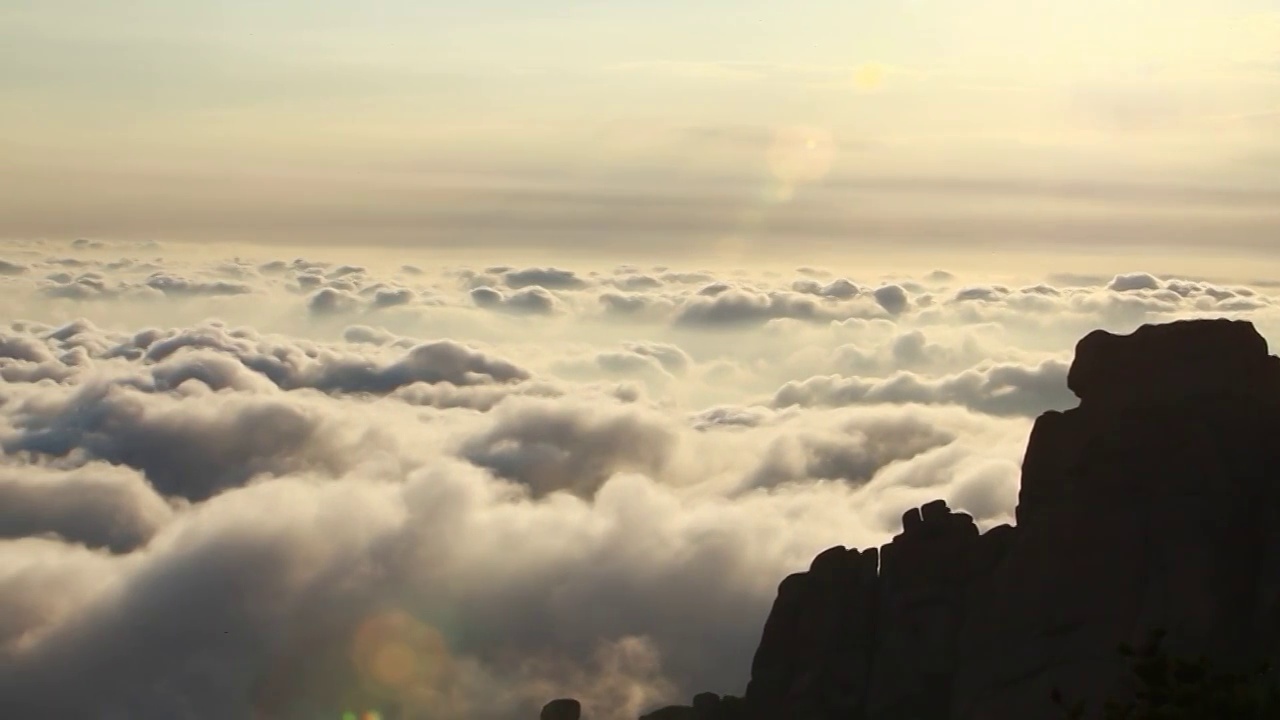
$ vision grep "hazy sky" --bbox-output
[2,1,1278,263]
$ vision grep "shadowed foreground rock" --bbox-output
[544,319,1280,720]
[541,698,581,720]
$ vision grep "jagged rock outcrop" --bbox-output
[544,319,1280,720]
[741,318,1280,720]
[738,501,1016,720]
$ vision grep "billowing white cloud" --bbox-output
[472,286,562,316]
[773,359,1074,418]
[0,244,1276,718]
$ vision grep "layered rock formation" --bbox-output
[549,319,1280,720]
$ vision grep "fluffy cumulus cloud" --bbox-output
[0,238,1277,719]
[772,359,1075,418]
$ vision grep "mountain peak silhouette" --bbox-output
[545,318,1280,720]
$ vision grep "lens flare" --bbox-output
[767,126,837,189]
[371,641,418,688]
[349,609,465,717]
[353,611,450,691]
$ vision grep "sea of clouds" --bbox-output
[0,238,1276,719]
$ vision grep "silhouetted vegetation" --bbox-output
[1053,630,1280,720]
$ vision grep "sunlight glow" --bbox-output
[851,62,888,92]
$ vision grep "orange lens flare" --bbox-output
[349,609,464,716]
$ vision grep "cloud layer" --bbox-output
[0,239,1277,719]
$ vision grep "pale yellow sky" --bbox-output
[1,0,1277,265]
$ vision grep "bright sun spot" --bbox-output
[851,62,887,92]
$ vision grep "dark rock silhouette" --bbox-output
[638,707,697,720]
[637,693,745,720]
[544,319,1280,719]
[541,698,582,720]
